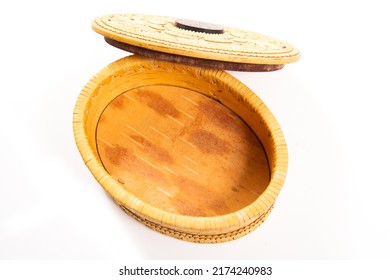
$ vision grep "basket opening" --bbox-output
[74,56,287,238]
[94,85,270,217]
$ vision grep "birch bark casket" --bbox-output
[73,14,300,243]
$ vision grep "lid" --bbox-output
[92,14,300,72]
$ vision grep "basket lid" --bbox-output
[92,14,300,72]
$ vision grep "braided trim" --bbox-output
[117,202,273,243]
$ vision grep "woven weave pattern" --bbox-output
[118,201,274,243]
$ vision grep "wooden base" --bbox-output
[96,85,270,217]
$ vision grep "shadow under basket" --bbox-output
[73,55,288,243]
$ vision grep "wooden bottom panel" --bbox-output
[96,85,269,217]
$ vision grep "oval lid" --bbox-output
[92,14,300,72]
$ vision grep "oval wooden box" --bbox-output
[73,55,287,243]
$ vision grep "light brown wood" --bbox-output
[92,14,300,65]
[73,56,288,243]
[96,85,270,217]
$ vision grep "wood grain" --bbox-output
[105,38,284,72]
[96,85,270,217]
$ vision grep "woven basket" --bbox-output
[73,55,288,243]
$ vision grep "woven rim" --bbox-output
[117,201,274,243]
[73,55,288,237]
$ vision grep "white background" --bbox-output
[1,0,389,260]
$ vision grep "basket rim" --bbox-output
[73,55,288,235]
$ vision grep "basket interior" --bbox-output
[96,85,270,217]
[75,56,286,231]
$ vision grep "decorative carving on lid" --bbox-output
[93,14,300,65]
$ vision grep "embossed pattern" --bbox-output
[93,14,300,64]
